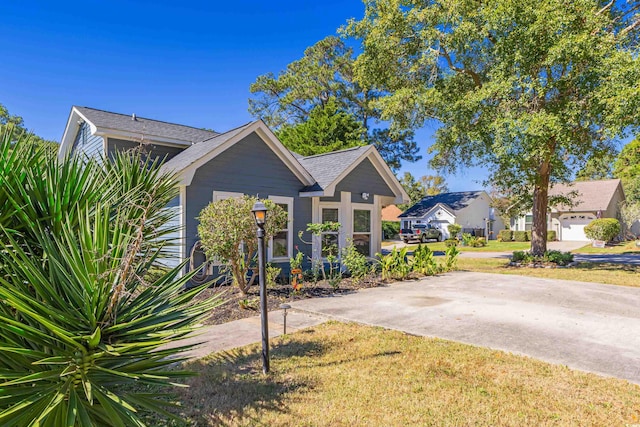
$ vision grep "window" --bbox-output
[525,214,533,231]
[269,196,293,260]
[321,208,339,257]
[353,209,371,256]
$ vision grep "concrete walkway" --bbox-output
[287,272,640,385]
[166,310,326,360]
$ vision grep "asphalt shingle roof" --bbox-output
[160,121,255,174]
[298,146,370,191]
[399,191,484,218]
[75,106,218,144]
[549,179,622,212]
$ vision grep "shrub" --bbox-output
[341,239,371,281]
[513,231,529,242]
[584,218,621,242]
[447,223,462,238]
[382,220,400,239]
[498,229,513,242]
[547,230,557,241]
[443,244,460,271]
[544,250,574,266]
[525,231,532,241]
[412,244,440,276]
[511,250,532,263]
[377,247,411,280]
[0,129,220,425]
[198,196,287,294]
[444,238,458,247]
[473,237,487,247]
[266,263,282,288]
[461,232,474,246]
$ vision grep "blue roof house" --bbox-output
[59,106,409,278]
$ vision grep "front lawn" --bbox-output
[573,240,640,254]
[161,322,640,426]
[457,258,640,288]
[399,240,532,252]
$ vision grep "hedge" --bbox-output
[382,221,400,240]
[513,231,529,242]
[498,229,513,242]
[547,230,557,241]
[584,218,621,242]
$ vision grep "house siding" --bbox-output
[185,132,312,274]
[319,158,395,204]
[107,138,185,163]
[71,122,104,159]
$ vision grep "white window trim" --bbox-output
[318,202,342,260]
[268,195,294,262]
[352,203,375,257]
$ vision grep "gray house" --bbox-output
[59,106,409,276]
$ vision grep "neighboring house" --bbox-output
[399,191,503,240]
[59,106,409,276]
[382,205,402,222]
[511,179,625,241]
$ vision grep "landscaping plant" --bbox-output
[447,223,462,239]
[377,247,412,280]
[584,218,621,243]
[412,244,440,276]
[443,244,460,271]
[341,239,372,282]
[197,195,287,294]
[0,128,219,426]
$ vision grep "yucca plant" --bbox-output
[0,127,219,426]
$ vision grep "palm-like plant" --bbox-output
[0,127,218,426]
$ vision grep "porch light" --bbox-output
[252,201,267,226]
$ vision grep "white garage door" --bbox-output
[560,215,595,241]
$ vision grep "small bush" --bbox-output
[447,223,462,238]
[511,250,532,263]
[341,239,371,281]
[513,231,529,242]
[443,244,460,271]
[461,232,474,246]
[525,231,532,241]
[412,244,441,276]
[498,230,513,242]
[382,220,400,239]
[377,247,411,280]
[544,250,574,266]
[584,218,621,242]
[266,263,281,288]
[472,237,487,247]
[444,238,458,247]
[547,230,557,241]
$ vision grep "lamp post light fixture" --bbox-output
[251,201,269,374]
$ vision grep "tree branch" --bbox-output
[440,46,482,88]
[596,0,615,16]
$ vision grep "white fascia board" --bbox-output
[299,190,327,197]
[59,107,98,159]
[95,129,192,147]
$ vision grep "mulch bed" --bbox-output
[195,276,385,326]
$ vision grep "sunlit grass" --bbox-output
[167,322,640,426]
[457,258,640,287]
[573,240,640,254]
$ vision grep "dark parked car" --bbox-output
[399,224,443,243]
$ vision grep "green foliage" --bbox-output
[347,0,640,256]
[584,218,621,242]
[341,239,372,282]
[447,223,462,238]
[498,230,513,242]
[266,263,282,289]
[461,233,474,247]
[377,247,412,280]
[444,238,458,247]
[0,128,219,426]
[248,36,420,170]
[412,244,440,276]
[576,149,617,181]
[543,250,574,266]
[547,230,557,242]
[615,138,640,203]
[620,201,640,238]
[511,250,573,266]
[197,195,287,294]
[443,244,460,271]
[382,220,400,239]
[276,98,366,156]
[513,231,529,242]
[460,233,486,247]
[0,103,58,151]
[398,172,448,209]
[290,247,304,271]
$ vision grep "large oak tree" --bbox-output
[347,0,640,255]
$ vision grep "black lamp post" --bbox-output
[251,201,269,374]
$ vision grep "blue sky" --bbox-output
[1,0,487,191]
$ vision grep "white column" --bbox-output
[311,197,320,261]
[340,192,352,253]
[372,195,382,256]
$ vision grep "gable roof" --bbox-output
[382,204,403,222]
[399,191,485,218]
[549,179,624,212]
[59,106,219,156]
[298,145,409,203]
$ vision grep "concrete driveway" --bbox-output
[289,272,640,384]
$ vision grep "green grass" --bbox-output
[457,258,640,287]
[390,240,532,252]
[165,322,640,426]
[573,240,640,254]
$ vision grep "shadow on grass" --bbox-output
[574,262,640,272]
[175,338,327,426]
